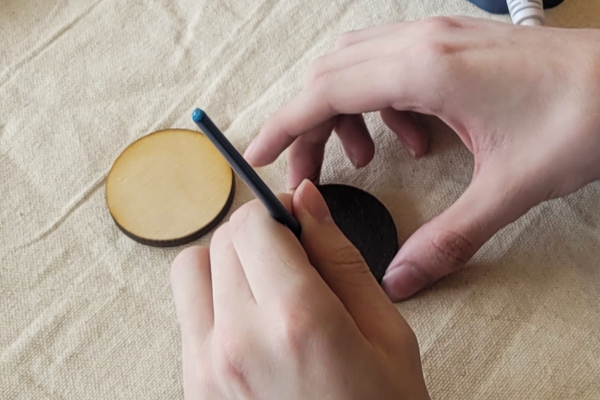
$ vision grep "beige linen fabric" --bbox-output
[1,0,599,398]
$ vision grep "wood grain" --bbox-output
[105,129,234,246]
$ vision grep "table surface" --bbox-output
[2,0,599,398]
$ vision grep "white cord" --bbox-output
[507,0,545,26]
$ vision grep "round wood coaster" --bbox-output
[317,184,398,283]
[105,129,234,247]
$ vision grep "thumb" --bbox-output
[382,165,541,301]
[293,180,411,345]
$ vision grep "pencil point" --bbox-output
[192,108,205,123]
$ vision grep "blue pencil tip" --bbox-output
[192,108,205,123]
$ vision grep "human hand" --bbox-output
[170,180,429,400]
[244,17,600,300]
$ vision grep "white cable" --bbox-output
[507,0,545,26]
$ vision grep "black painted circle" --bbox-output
[317,184,399,283]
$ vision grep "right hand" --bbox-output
[171,180,430,399]
[244,17,600,300]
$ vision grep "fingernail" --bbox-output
[299,180,331,222]
[397,138,417,158]
[381,264,430,300]
[351,156,365,169]
[346,151,360,168]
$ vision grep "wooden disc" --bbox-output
[317,184,399,283]
[105,129,234,247]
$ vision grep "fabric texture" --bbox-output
[1,0,599,398]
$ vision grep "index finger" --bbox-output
[244,57,431,167]
[244,90,337,167]
[227,195,328,304]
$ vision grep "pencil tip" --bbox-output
[192,108,205,123]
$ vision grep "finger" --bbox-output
[228,194,325,304]
[245,37,446,168]
[210,223,255,314]
[287,120,334,189]
[292,180,412,346]
[244,62,381,168]
[334,114,375,168]
[380,108,428,158]
[244,104,336,168]
[382,162,544,301]
[334,22,406,50]
[171,246,214,342]
[246,56,440,167]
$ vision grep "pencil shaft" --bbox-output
[192,109,301,238]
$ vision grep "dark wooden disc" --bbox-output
[317,184,399,283]
[105,129,235,247]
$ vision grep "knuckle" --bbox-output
[416,16,462,34]
[329,243,370,275]
[402,40,463,111]
[229,203,251,226]
[429,229,476,271]
[394,327,424,370]
[209,223,232,252]
[211,222,230,242]
[409,17,463,67]
[405,40,461,93]
[393,322,419,350]
[228,202,256,235]
[212,331,251,389]
[334,31,356,50]
[170,245,204,278]
[271,300,317,357]
[192,367,218,398]
[306,56,329,82]
[414,40,459,63]
[404,325,419,347]
[301,73,334,111]
[305,61,336,98]
[310,72,332,94]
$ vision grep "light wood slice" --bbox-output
[105,129,234,246]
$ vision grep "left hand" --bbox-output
[243,17,600,301]
[170,180,429,400]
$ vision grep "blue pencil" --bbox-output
[192,108,302,238]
